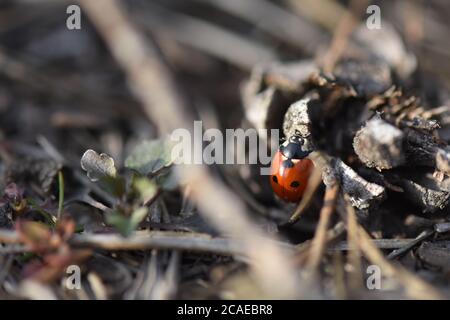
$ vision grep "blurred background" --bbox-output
[0,0,450,300]
[1,0,449,162]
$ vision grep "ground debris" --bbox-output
[353,116,405,170]
[417,241,450,272]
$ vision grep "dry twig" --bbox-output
[305,184,339,270]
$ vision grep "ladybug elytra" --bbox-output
[270,133,314,202]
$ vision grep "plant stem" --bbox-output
[58,170,64,219]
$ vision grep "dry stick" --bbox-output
[78,0,301,298]
[387,229,434,260]
[0,245,28,254]
[201,0,328,55]
[0,228,295,258]
[401,0,424,45]
[288,150,334,226]
[70,232,248,257]
[340,197,442,299]
[134,2,275,71]
[305,184,339,270]
[0,230,19,244]
[295,221,346,263]
[321,0,369,73]
[287,165,323,225]
[345,196,363,290]
[150,251,180,300]
[357,222,443,299]
[286,0,346,32]
[332,251,347,299]
[329,239,417,251]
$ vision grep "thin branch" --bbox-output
[356,215,442,299]
[306,183,339,270]
[321,0,369,72]
[387,229,434,260]
[70,232,246,257]
[134,2,275,70]
[200,0,328,54]
[0,229,296,259]
[0,230,20,244]
[285,0,346,32]
[329,239,417,251]
[287,165,322,225]
[345,197,363,289]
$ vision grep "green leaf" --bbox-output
[106,207,149,236]
[129,207,149,231]
[27,198,56,227]
[106,212,129,236]
[125,139,174,175]
[18,252,37,263]
[133,176,158,203]
[98,175,126,198]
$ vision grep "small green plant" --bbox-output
[80,138,177,236]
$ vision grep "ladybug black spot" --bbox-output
[272,175,278,184]
[290,181,300,188]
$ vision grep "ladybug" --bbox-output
[270,133,314,202]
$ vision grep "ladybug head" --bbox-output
[288,133,302,144]
[280,131,310,160]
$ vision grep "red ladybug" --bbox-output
[270,133,314,202]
